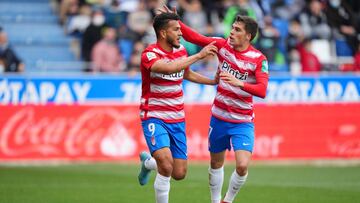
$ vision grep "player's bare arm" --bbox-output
[184,69,218,85]
[151,42,218,74]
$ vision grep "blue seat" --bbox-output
[0,14,58,23]
[3,23,71,45]
[335,39,353,56]
[0,3,52,15]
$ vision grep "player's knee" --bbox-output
[157,158,173,176]
[172,168,187,180]
[235,163,248,176]
[210,160,224,169]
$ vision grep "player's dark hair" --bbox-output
[235,15,258,42]
[153,13,180,38]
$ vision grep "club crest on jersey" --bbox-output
[221,61,248,80]
[146,52,157,61]
[151,135,156,146]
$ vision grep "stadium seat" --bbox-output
[335,39,353,57]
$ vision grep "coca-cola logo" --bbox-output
[0,107,138,158]
[328,124,360,156]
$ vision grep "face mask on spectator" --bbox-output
[329,0,341,8]
[93,15,105,26]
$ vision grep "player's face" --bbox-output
[165,20,182,48]
[229,22,251,48]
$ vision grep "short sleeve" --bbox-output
[141,51,161,70]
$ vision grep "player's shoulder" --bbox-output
[242,45,267,61]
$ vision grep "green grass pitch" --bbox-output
[1,163,359,203]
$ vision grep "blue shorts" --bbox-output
[208,116,254,153]
[141,118,187,160]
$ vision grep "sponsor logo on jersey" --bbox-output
[221,61,248,80]
[161,69,185,80]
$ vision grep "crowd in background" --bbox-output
[1,0,360,74]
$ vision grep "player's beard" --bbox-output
[167,36,180,49]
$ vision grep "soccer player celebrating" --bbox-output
[160,6,269,203]
[138,12,218,203]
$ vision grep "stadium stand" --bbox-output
[0,0,81,72]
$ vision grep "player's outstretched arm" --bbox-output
[151,42,218,74]
[184,69,218,85]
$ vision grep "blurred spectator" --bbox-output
[297,38,321,72]
[299,0,331,40]
[66,4,92,37]
[270,0,305,20]
[354,44,360,71]
[325,0,360,55]
[127,41,145,75]
[257,15,280,63]
[91,27,126,72]
[223,0,264,37]
[81,9,106,70]
[59,0,81,25]
[178,0,208,35]
[127,0,152,41]
[103,0,128,28]
[0,31,25,73]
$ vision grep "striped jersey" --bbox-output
[140,43,188,123]
[179,21,269,123]
[213,39,268,123]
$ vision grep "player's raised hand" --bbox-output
[220,71,244,88]
[157,5,177,15]
[198,41,218,59]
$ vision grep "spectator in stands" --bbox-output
[270,0,305,21]
[127,0,152,42]
[66,4,92,37]
[299,0,331,40]
[91,27,126,72]
[297,38,321,72]
[178,0,208,35]
[0,31,24,73]
[257,15,280,64]
[223,0,264,38]
[325,0,360,54]
[81,9,106,71]
[127,41,145,75]
[354,44,360,71]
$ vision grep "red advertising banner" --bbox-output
[0,104,359,161]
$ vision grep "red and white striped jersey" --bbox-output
[213,39,268,123]
[179,21,269,123]
[140,43,188,123]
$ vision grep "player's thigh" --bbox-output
[172,158,187,180]
[168,122,187,160]
[208,116,231,153]
[142,118,170,154]
[230,122,255,153]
